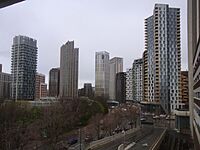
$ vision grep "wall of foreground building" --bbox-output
[188,0,200,148]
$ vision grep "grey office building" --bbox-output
[95,51,110,98]
[109,57,123,100]
[49,68,60,97]
[11,35,38,100]
[116,72,126,103]
[84,83,93,98]
[60,41,79,99]
[145,4,181,114]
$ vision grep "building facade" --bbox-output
[132,58,143,102]
[84,83,93,98]
[0,64,2,72]
[180,71,189,109]
[95,51,110,98]
[78,83,94,98]
[188,0,200,148]
[49,68,60,97]
[11,35,37,101]
[126,68,133,100]
[40,83,47,98]
[60,41,79,99]
[0,65,11,102]
[145,4,181,114]
[109,57,123,100]
[35,73,45,100]
[143,50,148,102]
[116,72,126,103]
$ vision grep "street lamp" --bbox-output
[122,130,126,145]
[78,122,82,150]
[79,128,82,150]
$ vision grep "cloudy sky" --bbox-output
[0,0,187,88]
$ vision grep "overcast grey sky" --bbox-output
[0,0,187,88]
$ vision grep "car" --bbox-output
[166,116,170,120]
[84,136,93,142]
[142,143,148,147]
[124,128,129,131]
[153,115,159,119]
[140,117,146,121]
[67,138,78,146]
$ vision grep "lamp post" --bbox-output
[78,122,82,150]
[79,128,82,150]
[122,130,126,145]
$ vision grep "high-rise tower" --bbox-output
[95,51,110,98]
[145,4,181,114]
[132,58,143,102]
[60,41,79,99]
[49,68,60,97]
[126,68,133,101]
[109,57,123,100]
[11,35,37,100]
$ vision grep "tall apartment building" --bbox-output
[60,41,79,99]
[95,51,110,98]
[49,68,60,97]
[35,73,46,100]
[109,57,123,100]
[188,0,200,148]
[0,65,11,103]
[116,72,126,103]
[145,4,181,114]
[126,68,133,100]
[143,50,148,102]
[132,58,143,102]
[11,35,37,101]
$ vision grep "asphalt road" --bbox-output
[92,125,161,150]
[132,127,164,150]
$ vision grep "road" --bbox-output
[131,127,164,150]
[92,125,163,150]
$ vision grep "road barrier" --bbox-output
[124,142,136,150]
[117,144,124,150]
